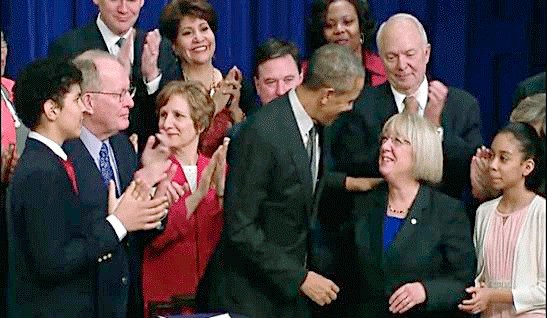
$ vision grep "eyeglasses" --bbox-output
[379,135,411,147]
[86,86,136,102]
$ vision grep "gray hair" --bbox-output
[382,113,443,183]
[376,13,429,53]
[511,93,546,137]
[73,50,120,91]
[304,43,365,93]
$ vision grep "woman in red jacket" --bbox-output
[142,80,228,315]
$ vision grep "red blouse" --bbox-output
[142,154,223,314]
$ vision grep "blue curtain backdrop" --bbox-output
[1,0,544,143]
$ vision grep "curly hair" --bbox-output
[14,58,82,129]
[308,0,376,52]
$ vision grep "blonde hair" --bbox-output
[382,113,443,183]
[510,93,545,137]
[156,80,215,132]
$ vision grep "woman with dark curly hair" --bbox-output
[308,0,386,87]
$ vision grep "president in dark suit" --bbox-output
[64,50,170,318]
[197,44,365,317]
[331,13,483,201]
[7,58,165,317]
[337,113,475,318]
[48,0,179,150]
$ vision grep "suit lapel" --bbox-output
[86,23,109,52]
[110,135,134,190]
[384,184,428,261]
[367,185,388,265]
[377,83,398,121]
[132,29,145,82]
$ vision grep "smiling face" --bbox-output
[173,15,215,65]
[378,127,414,182]
[316,76,363,125]
[254,54,303,104]
[379,18,430,95]
[158,94,200,152]
[323,0,361,57]
[93,0,144,36]
[489,132,534,192]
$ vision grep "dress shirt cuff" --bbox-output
[144,73,162,95]
[106,215,128,241]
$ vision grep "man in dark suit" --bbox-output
[512,71,545,109]
[64,50,176,318]
[7,58,167,317]
[48,0,180,150]
[197,44,365,318]
[332,13,483,201]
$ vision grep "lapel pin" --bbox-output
[410,218,417,225]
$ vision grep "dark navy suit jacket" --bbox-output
[64,133,141,318]
[7,138,119,317]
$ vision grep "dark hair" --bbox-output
[14,58,82,129]
[159,0,218,43]
[497,122,545,193]
[254,38,301,78]
[308,0,376,51]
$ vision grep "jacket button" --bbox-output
[98,258,102,263]
[107,253,112,258]
[121,276,128,285]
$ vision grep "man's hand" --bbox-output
[141,133,170,167]
[299,271,340,306]
[109,180,169,231]
[388,282,427,314]
[424,80,448,126]
[141,29,161,82]
[117,29,135,77]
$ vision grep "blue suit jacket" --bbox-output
[7,138,119,317]
[63,133,141,318]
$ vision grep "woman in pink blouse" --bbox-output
[459,122,545,317]
[142,81,228,315]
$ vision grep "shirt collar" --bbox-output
[391,77,429,115]
[96,14,133,59]
[79,126,112,164]
[288,88,314,143]
[28,131,68,161]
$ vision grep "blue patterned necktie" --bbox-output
[99,142,115,188]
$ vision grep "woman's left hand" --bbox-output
[388,282,427,314]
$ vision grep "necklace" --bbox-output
[182,66,216,97]
[388,204,408,214]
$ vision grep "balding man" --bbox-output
[332,13,483,203]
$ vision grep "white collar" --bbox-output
[288,88,314,143]
[28,131,68,161]
[96,14,133,61]
[391,77,429,115]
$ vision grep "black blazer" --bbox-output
[48,21,181,149]
[338,183,475,317]
[63,134,141,318]
[331,82,483,199]
[198,95,344,318]
[6,139,119,317]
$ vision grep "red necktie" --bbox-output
[60,159,79,195]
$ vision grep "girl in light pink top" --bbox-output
[459,122,545,317]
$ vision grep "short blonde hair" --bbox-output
[155,80,215,132]
[382,113,443,183]
[510,93,545,137]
